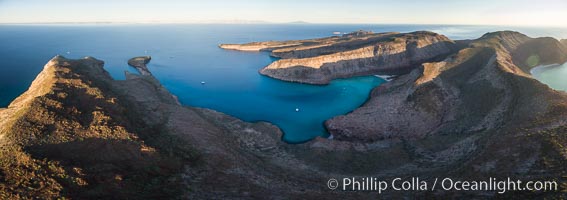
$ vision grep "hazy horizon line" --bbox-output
[1,21,566,28]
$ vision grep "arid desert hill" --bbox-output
[1,31,567,199]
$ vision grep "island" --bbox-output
[1,31,567,199]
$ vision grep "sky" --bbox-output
[0,0,566,27]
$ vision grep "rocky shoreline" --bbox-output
[1,55,425,198]
[219,30,395,53]
[222,31,460,84]
[326,31,567,142]
[127,56,152,76]
[2,30,567,199]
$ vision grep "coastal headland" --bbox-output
[1,30,567,198]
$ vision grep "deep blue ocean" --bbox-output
[1,24,566,143]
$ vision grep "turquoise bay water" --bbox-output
[531,63,567,92]
[0,24,566,142]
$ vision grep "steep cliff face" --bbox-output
[127,56,152,75]
[220,31,566,85]
[221,31,461,84]
[269,32,400,59]
[320,32,567,196]
[3,31,567,199]
[0,56,292,199]
[326,31,567,142]
[260,31,458,84]
[2,56,439,199]
[0,56,193,199]
[0,55,467,199]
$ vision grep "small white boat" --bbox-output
[66,51,71,54]
[201,81,206,85]
[333,32,341,35]
[295,108,300,112]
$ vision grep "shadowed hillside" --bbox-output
[222,31,460,84]
[2,31,567,199]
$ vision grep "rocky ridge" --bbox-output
[0,55,432,199]
[127,56,152,76]
[0,56,290,199]
[219,30,397,53]
[326,31,567,141]
[322,32,567,195]
[226,30,567,197]
[2,31,567,199]
[222,31,459,84]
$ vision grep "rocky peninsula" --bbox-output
[127,56,152,76]
[321,32,567,197]
[2,31,567,199]
[219,30,394,53]
[0,56,284,199]
[1,55,424,199]
[326,31,567,142]
[221,31,460,84]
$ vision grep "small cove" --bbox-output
[531,62,567,92]
[1,24,566,143]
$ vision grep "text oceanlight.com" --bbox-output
[327,177,558,194]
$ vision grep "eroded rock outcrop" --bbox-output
[1,55,431,199]
[0,56,197,199]
[3,31,567,199]
[317,32,567,198]
[268,32,401,59]
[0,56,289,199]
[222,31,459,84]
[127,56,152,76]
[326,31,567,142]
